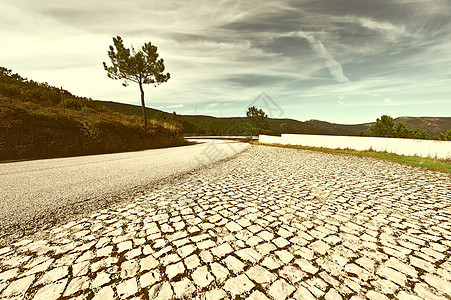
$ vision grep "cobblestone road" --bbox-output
[1,145,450,299]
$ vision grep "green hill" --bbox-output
[95,100,451,137]
[94,100,370,136]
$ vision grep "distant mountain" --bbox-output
[267,118,371,136]
[94,100,450,137]
[393,117,451,135]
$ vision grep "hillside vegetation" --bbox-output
[96,101,451,138]
[363,115,451,140]
[0,67,185,161]
[94,101,371,136]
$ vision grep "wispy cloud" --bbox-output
[357,17,405,35]
[295,31,350,83]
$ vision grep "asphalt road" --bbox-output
[0,139,249,242]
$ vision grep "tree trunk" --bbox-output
[139,82,147,129]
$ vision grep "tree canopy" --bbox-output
[246,106,269,135]
[103,36,170,129]
[371,115,394,137]
[366,114,450,140]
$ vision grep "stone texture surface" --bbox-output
[0,145,450,299]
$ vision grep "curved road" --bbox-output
[0,139,249,241]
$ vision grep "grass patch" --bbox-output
[0,96,186,162]
[254,142,451,174]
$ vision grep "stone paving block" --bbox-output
[246,265,276,285]
[261,255,283,270]
[166,261,185,279]
[211,243,233,258]
[366,290,389,300]
[75,250,94,263]
[235,248,262,263]
[0,268,18,282]
[224,255,245,273]
[196,234,216,247]
[36,266,69,285]
[121,259,139,278]
[1,275,35,297]
[140,269,161,288]
[177,244,196,258]
[293,285,316,300]
[246,235,263,246]
[256,242,277,256]
[154,246,172,258]
[33,279,67,300]
[376,266,407,286]
[325,288,343,300]
[414,283,449,300]
[116,278,138,298]
[248,290,270,299]
[97,246,113,258]
[205,289,228,300]
[224,274,254,296]
[248,224,263,233]
[192,266,214,288]
[258,231,275,241]
[162,253,181,266]
[268,279,296,300]
[63,276,90,297]
[225,221,243,232]
[90,257,118,273]
[184,254,200,270]
[279,265,307,284]
[422,274,451,296]
[355,256,375,271]
[275,250,294,264]
[344,263,371,281]
[125,248,142,260]
[23,258,54,277]
[295,258,319,274]
[211,262,229,283]
[310,240,331,255]
[92,271,110,289]
[191,234,210,243]
[172,278,196,298]
[273,237,290,248]
[141,255,159,271]
[200,250,214,263]
[151,281,174,299]
[117,240,133,253]
[370,279,399,294]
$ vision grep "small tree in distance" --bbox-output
[103,36,170,129]
[246,106,269,135]
[371,115,394,137]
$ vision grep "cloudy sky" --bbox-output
[1,0,450,123]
